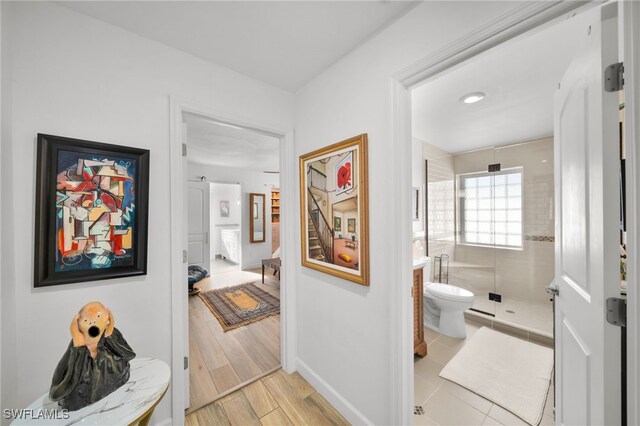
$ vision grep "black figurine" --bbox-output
[49,302,135,411]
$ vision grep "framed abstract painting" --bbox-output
[299,134,369,286]
[34,134,150,287]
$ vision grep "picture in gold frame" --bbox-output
[299,134,369,286]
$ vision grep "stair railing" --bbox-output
[308,166,327,191]
[307,187,334,263]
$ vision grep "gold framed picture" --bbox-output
[299,134,369,286]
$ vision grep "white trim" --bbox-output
[623,2,640,425]
[0,1,3,415]
[296,359,372,425]
[279,129,297,373]
[169,96,295,423]
[389,78,414,426]
[389,2,600,423]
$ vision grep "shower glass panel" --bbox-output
[493,141,554,335]
[453,148,496,316]
[426,139,555,335]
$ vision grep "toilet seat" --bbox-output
[425,283,474,303]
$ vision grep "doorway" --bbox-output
[182,111,285,413]
[395,1,632,424]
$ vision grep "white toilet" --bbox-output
[423,282,475,339]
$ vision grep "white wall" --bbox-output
[0,2,293,423]
[209,183,241,260]
[293,2,519,424]
[188,163,279,270]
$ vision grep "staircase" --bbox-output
[308,218,326,261]
[307,187,334,263]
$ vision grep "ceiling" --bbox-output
[58,1,419,92]
[411,10,592,154]
[333,197,357,212]
[184,113,280,172]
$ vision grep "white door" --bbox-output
[187,181,211,272]
[553,3,621,424]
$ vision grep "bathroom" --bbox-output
[407,8,598,425]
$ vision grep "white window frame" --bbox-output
[458,167,524,249]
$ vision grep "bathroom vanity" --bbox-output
[413,258,428,357]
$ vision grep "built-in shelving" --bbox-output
[271,189,280,223]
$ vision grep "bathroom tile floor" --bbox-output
[414,320,555,426]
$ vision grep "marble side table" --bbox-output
[11,358,170,426]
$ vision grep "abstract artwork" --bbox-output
[299,134,369,286]
[35,134,149,287]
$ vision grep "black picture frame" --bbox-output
[34,134,150,287]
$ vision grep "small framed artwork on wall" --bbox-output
[34,134,150,287]
[220,200,230,218]
[299,134,369,286]
[348,218,356,233]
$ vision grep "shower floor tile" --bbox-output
[469,296,553,336]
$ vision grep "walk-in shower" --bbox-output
[426,138,554,336]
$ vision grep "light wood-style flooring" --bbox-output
[185,369,350,426]
[188,269,281,413]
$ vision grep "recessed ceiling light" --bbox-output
[459,92,486,104]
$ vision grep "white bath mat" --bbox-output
[439,327,553,425]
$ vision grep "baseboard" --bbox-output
[296,359,373,426]
[155,417,173,426]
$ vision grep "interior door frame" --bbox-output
[389,2,639,424]
[169,96,296,424]
[623,1,640,423]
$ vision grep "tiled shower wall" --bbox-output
[423,141,455,267]
[424,137,555,306]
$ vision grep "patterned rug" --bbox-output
[198,282,280,331]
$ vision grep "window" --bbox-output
[459,169,523,248]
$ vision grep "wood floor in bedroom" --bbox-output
[188,268,281,414]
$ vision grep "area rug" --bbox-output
[198,282,280,331]
[439,327,553,425]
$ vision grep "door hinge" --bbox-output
[606,297,626,327]
[182,143,187,157]
[183,249,188,263]
[184,356,189,369]
[604,62,624,92]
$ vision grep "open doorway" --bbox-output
[409,3,626,425]
[183,112,283,413]
[209,182,242,274]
